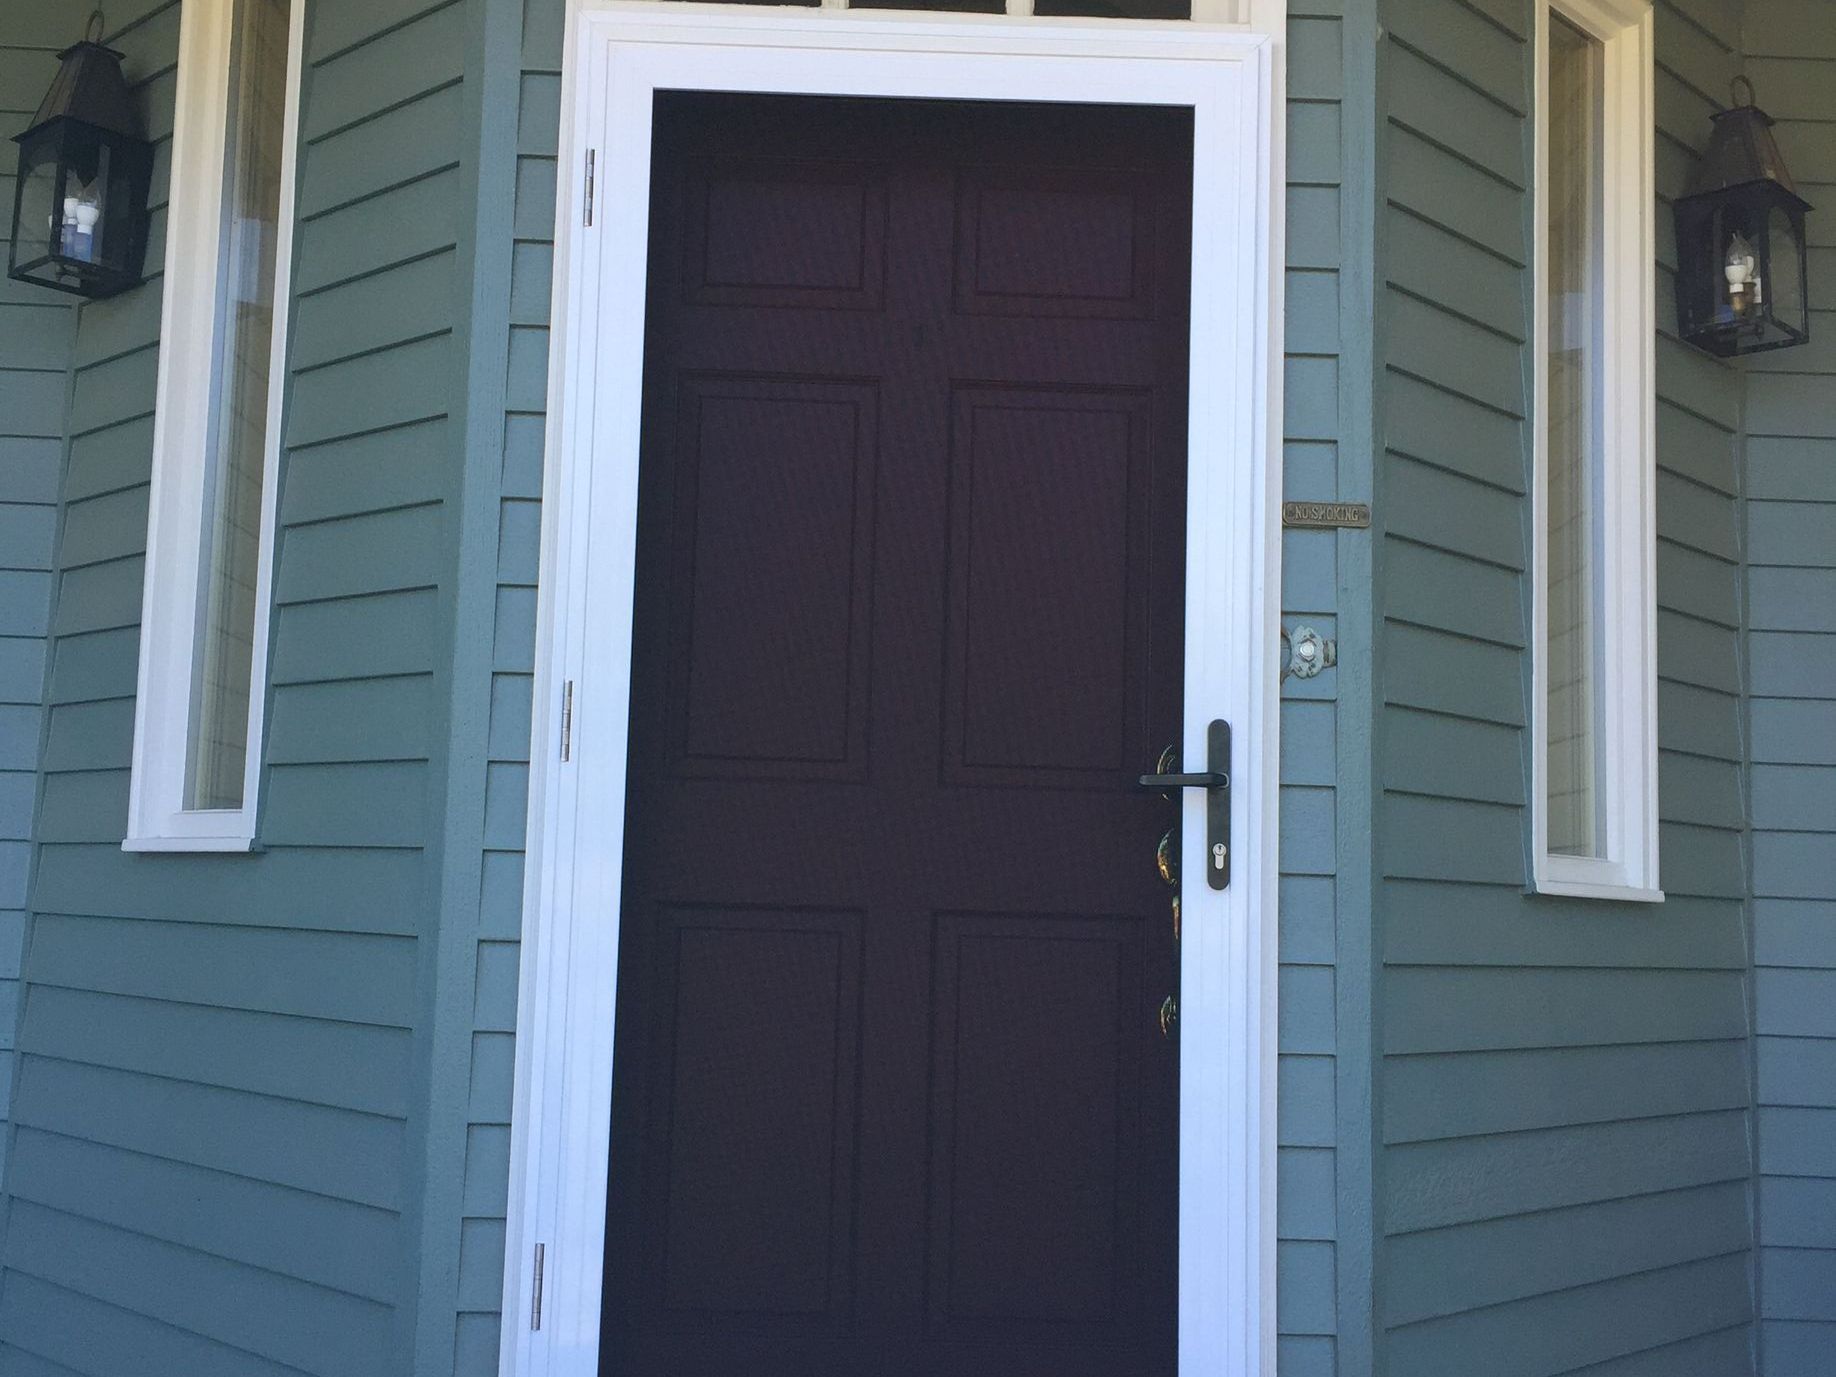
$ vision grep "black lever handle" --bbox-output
[1137,771,1228,790]
[1136,720,1231,891]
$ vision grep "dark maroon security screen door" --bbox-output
[602,92,1193,1377]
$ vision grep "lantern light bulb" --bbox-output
[1725,233,1757,292]
[63,195,100,263]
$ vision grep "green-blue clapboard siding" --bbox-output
[1743,4,1836,1372]
[0,6,76,1200]
[0,0,471,1372]
[1374,0,1758,1372]
[441,2,1377,1372]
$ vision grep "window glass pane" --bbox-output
[188,0,290,810]
[1033,0,1192,19]
[857,0,1005,12]
[1545,12,1604,858]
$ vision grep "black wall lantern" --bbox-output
[7,13,154,300]
[1675,77,1814,358]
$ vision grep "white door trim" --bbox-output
[499,7,1285,1376]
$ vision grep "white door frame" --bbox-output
[499,7,1285,1375]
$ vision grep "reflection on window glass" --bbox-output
[1546,12,1604,858]
[188,0,290,810]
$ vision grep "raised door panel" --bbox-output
[943,384,1156,789]
[665,375,878,781]
[644,906,863,1329]
[682,157,890,311]
[954,165,1160,320]
[925,911,1151,1343]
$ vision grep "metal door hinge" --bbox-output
[531,1242,546,1330]
[583,150,596,227]
[560,680,575,761]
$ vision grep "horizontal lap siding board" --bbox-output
[0,2,77,1210]
[452,2,1362,1373]
[1375,1,1757,1374]
[0,1,467,1374]
[1744,5,1836,1374]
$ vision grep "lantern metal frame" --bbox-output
[1674,76,1814,358]
[7,14,155,300]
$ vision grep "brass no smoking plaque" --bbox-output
[1282,501,1371,530]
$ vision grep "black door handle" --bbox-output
[1136,771,1228,790]
[1136,720,1231,891]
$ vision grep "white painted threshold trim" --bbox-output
[1529,0,1661,904]
[125,0,305,852]
[500,7,1285,1377]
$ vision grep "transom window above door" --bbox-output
[126,0,304,852]
[664,0,1260,20]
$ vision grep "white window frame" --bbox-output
[125,0,304,852]
[497,6,1284,1377]
[1530,0,1660,902]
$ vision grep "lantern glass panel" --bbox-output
[10,133,63,273]
[1714,203,1760,329]
[1768,203,1806,338]
[1674,202,1713,338]
[61,131,114,270]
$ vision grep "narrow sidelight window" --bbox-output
[128,0,304,850]
[1532,0,1660,900]
[1545,13,1602,858]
